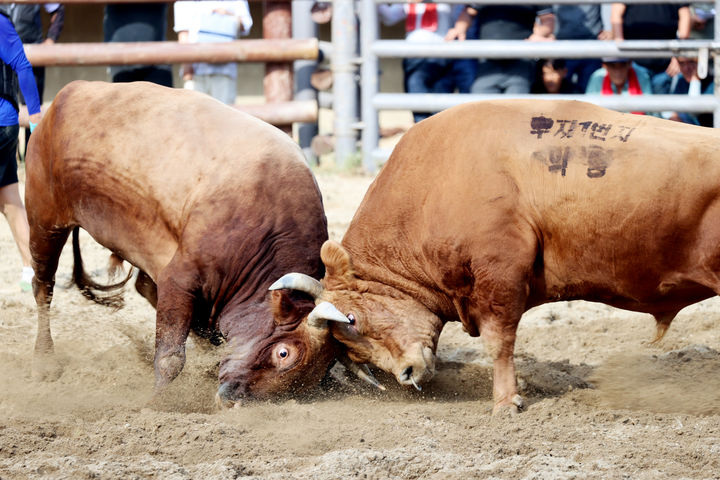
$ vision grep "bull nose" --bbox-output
[216,381,245,409]
[397,345,436,390]
[399,364,432,391]
[401,366,422,391]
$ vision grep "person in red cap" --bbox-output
[585,57,654,115]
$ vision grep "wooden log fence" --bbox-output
[18,38,320,127]
[18,99,318,128]
[5,0,314,128]
[23,39,319,67]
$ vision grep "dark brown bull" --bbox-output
[275,99,720,414]
[25,80,348,403]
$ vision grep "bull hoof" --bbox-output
[31,354,63,382]
[492,394,525,416]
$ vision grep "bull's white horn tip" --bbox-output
[316,301,351,323]
[308,301,350,328]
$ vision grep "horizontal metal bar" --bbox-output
[24,39,319,67]
[372,0,692,3]
[372,40,720,60]
[1,0,291,3]
[372,93,720,113]
[0,0,693,3]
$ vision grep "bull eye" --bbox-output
[278,348,289,359]
[346,313,356,325]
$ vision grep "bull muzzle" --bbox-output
[215,381,247,409]
[396,345,436,391]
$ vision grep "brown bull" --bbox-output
[275,99,720,413]
[25,80,348,403]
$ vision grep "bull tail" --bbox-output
[71,227,134,309]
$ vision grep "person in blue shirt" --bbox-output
[663,55,714,127]
[0,6,43,292]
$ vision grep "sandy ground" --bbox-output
[1,163,720,480]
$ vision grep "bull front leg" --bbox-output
[153,267,197,391]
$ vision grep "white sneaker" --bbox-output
[20,266,34,292]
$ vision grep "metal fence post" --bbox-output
[360,0,380,173]
[293,0,319,164]
[715,0,720,128]
[332,0,359,168]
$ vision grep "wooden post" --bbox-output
[263,1,293,133]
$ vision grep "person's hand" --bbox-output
[42,37,55,45]
[444,27,465,41]
[666,57,681,77]
[28,112,42,133]
[597,30,613,40]
[527,32,555,42]
[181,63,194,82]
[445,9,473,41]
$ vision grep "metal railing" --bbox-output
[334,0,720,172]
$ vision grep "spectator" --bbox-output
[173,1,253,105]
[0,6,43,291]
[531,58,577,94]
[379,1,454,123]
[435,4,480,94]
[664,55,714,127]
[104,3,173,86]
[553,4,611,92]
[7,2,64,161]
[610,2,691,94]
[446,3,555,94]
[689,3,714,39]
[585,57,653,114]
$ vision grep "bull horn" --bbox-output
[339,356,386,391]
[269,273,324,299]
[308,301,350,328]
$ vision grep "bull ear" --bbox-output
[320,240,356,288]
[270,289,312,326]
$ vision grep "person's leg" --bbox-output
[404,58,433,123]
[0,182,32,268]
[209,75,237,105]
[193,75,212,96]
[0,124,33,290]
[500,60,535,94]
[471,60,504,94]
[143,67,174,88]
[451,58,479,94]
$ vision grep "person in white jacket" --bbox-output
[174,1,252,105]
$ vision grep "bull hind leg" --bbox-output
[134,270,158,309]
[30,226,71,380]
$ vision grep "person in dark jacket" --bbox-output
[103,3,173,86]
